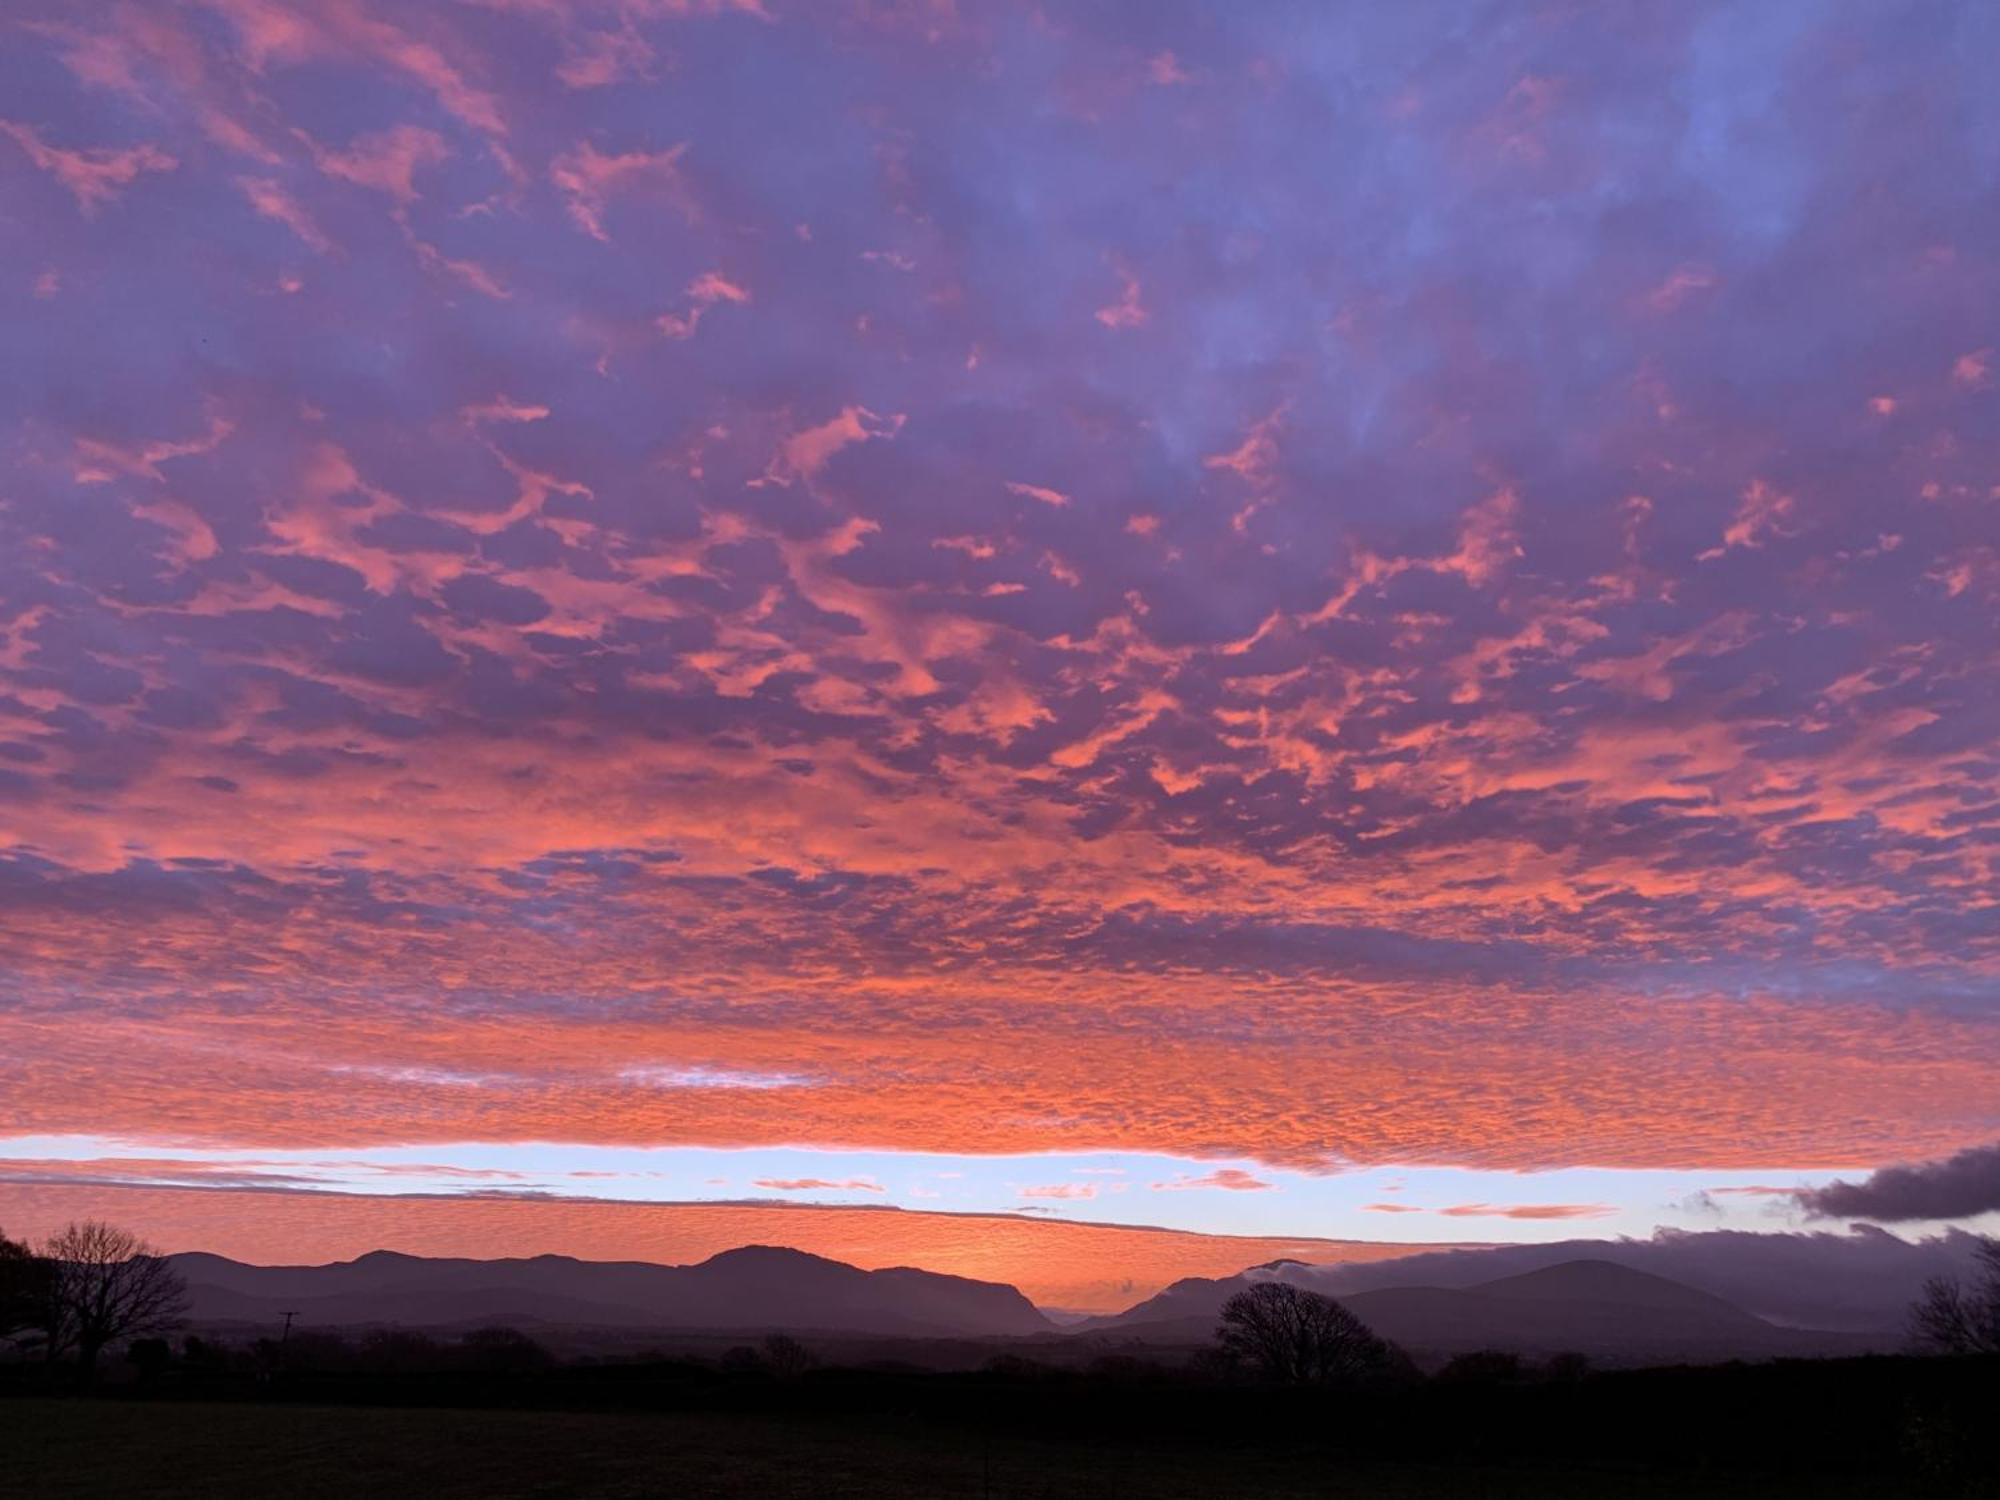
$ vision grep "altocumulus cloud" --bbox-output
[1,0,1996,1193]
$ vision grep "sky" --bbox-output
[0,0,1996,1285]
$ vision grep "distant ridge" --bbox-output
[1080,1257,1891,1365]
[172,1244,1051,1339]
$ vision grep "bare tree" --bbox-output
[1,1227,51,1347]
[761,1333,817,1380]
[1911,1236,2000,1355]
[41,1221,188,1379]
[1214,1280,1395,1385]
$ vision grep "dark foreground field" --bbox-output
[6,1349,1997,1498]
[0,1396,1926,1499]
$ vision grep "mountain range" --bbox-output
[172,1244,1906,1365]
[172,1244,1051,1339]
[1080,1257,1893,1363]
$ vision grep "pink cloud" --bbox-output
[753,1177,884,1193]
[410,239,510,299]
[199,0,506,138]
[314,125,451,204]
[237,175,332,253]
[760,406,903,487]
[1152,1169,1273,1192]
[1643,264,1718,314]
[1020,1183,1098,1200]
[1006,481,1070,507]
[1,120,176,213]
[462,397,551,425]
[1203,408,1284,486]
[1094,259,1148,329]
[657,271,751,338]
[550,139,690,240]
[1437,1203,1616,1221]
[73,415,235,486]
[1698,479,1799,560]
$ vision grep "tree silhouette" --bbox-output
[41,1221,188,1380]
[1,1227,51,1347]
[1214,1280,1396,1385]
[1911,1235,2000,1355]
[761,1333,817,1380]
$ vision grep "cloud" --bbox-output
[197,0,507,138]
[237,175,332,252]
[550,139,689,239]
[1005,481,1069,508]
[1799,1141,2000,1223]
[1020,1183,1097,1200]
[620,1066,814,1091]
[1436,1203,1615,1221]
[759,406,903,487]
[461,397,550,426]
[1094,258,1147,329]
[752,1178,884,1194]
[313,125,450,204]
[1,120,176,212]
[1152,1169,1273,1192]
[0,0,1995,1196]
[657,270,750,338]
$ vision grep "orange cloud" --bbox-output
[1153,1170,1273,1192]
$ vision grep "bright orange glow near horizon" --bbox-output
[0,1183,1440,1313]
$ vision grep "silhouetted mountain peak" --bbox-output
[696,1244,848,1272]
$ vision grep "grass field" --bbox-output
[0,1398,1913,1498]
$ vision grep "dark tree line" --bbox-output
[0,1221,188,1378]
[1208,1238,2000,1387]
